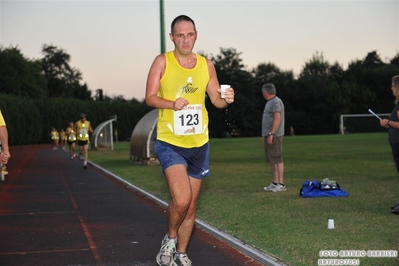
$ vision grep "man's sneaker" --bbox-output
[264,182,277,191]
[391,202,399,215]
[156,234,177,266]
[272,184,287,192]
[174,253,192,266]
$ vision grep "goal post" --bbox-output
[340,113,390,134]
[91,115,117,150]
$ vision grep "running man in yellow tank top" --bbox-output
[66,122,77,159]
[50,128,59,151]
[146,15,235,266]
[75,113,93,169]
[60,129,67,151]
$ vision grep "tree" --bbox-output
[0,46,47,98]
[205,48,260,137]
[95,89,104,101]
[390,53,399,68]
[252,62,295,104]
[344,51,394,114]
[41,44,91,100]
[362,51,384,68]
[299,52,330,78]
[74,83,92,101]
[293,52,341,133]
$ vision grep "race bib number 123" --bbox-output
[173,104,202,136]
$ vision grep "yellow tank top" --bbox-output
[66,127,77,141]
[0,111,5,127]
[60,130,67,140]
[157,52,210,148]
[51,130,59,140]
[76,120,90,141]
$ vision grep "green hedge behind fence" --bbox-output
[0,93,153,145]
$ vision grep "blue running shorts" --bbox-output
[154,140,210,179]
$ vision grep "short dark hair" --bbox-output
[261,83,276,94]
[393,75,399,87]
[171,15,196,34]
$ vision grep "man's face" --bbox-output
[263,91,269,100]
[170,21,197,55]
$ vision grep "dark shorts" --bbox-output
[154,140,210,179]
[77,140,89,146]
[67,140,76,146]
[263,136,283,164]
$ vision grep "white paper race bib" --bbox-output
[173,104,202,136]
[80,129,87,135]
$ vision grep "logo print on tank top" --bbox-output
[182,77,198,94]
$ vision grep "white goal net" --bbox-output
[340,113,390,134]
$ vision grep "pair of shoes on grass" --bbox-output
[264,182,287,192]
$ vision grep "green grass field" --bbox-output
[88,133,399,266]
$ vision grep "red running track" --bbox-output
[0,145,267,266]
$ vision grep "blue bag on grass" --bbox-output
[300,179,349,198]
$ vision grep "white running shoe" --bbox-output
[156,234,177,266]
[272,184,287,192]
[174,252,192,266]
[264,182,277,191]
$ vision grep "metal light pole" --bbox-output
[159,0,165,54]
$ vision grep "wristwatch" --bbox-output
[268,132,275,136]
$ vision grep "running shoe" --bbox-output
[174,253,192,266]
[272,184,287,192]
[156,234,177,266]
[264,182,277,191]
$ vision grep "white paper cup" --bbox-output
[327,219,335,229]
[220,84,230,98]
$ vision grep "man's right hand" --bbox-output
[1,150,10,164]
[173,97,189,111]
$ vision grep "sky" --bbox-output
[1,0,398,101]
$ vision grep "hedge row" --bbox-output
[0,94,153,145]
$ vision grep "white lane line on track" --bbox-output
[89,161,288,266]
